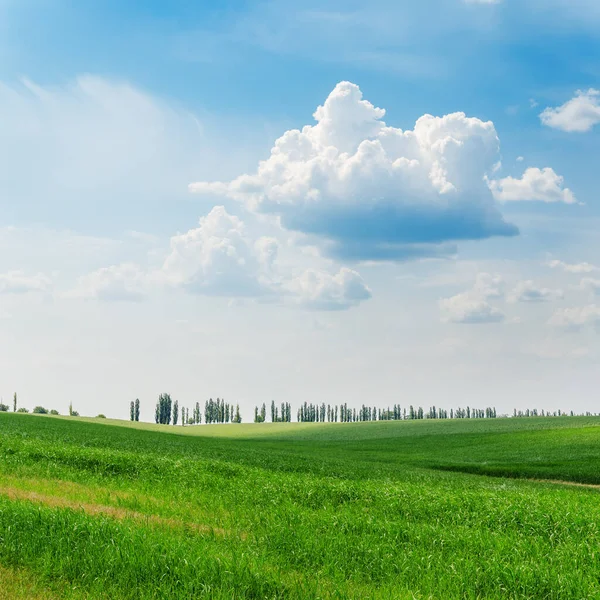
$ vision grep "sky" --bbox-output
[1,0,600,420]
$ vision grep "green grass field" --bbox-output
[1,413,600,599]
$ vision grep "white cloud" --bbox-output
[510,280,563,303]
[489,167,576,204]
[161,205,371,308]
[516,156,524,162]
[547,260,598,274]
[68,206,372,311]
[161,206,280,297]
[0,271,51,294]
[549,304,600,331]
[440,292,505,324]
[68,263,147,302]
[540,89,600,133]
[579,278,600,296]
[190,81,518,261]
[440,272,505,324]
[473,272,504,299]
[286,267,372,310]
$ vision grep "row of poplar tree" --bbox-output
[130,396,597,426]
[255,402,498,423]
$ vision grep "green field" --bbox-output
[1,413,600,599]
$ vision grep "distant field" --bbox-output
[1,414,600,598]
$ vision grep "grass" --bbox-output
[0,565,62,600]
[1,413,600,598]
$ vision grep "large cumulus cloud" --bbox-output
[68,206,372,311]
[190,81,519,261]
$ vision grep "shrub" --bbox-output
[71,410,80,417]
[0,404,8,412]
[16,408,29,413]
[96,414,106,419]
[50,409,59,415]
[33,406,49,414]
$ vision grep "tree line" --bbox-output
[0,391,595,424]
[512,408,597,418]
[257,402,500,423]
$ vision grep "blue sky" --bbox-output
[1,0,599,419]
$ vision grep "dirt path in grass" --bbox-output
[532,478,600,490]
[0,486,241,539]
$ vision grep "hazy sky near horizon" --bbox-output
[1,0,600,420]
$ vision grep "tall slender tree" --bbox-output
[130,401,135,421]
[134,398,140,422]
[233,404,242,423]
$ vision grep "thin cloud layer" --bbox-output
[0,271,51,294]
[440,292,505,324]
[510,280,563,303]
[440,272,505,324]
[0,76,228,232]
[579,278,600,297]
[548,260,598,274]
[473,272,504,299]
[286,267,372,311]
[69,263,147,302]
[549,305,600,331]
[191,81,519,261]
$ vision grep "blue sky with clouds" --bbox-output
[1,0,599,419]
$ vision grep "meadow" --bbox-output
[1,413,600,599]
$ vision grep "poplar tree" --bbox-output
[13,393,17,413]
[173,400,179,425]
[130,401,135,421]
[134,398,140,422]
[155,393,173,425]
